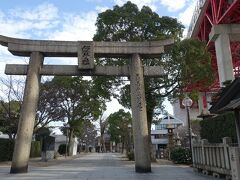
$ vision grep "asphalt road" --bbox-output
[0,153,215,180]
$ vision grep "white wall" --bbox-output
[172,93,214,124]
[53,135,78,155]
[172,99,200,125]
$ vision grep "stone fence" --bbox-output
[192,137,240,180]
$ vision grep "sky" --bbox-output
[0,0,198,128]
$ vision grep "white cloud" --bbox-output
[106,98,126,116]
[114,0,157,11]
[178,0,197,26]
[0,46,29,75]
[85,0,104,2]
[10,3,59,21]
[160,0,187,12]
[0,19,31,38]
[0,10,4,19]
[0,3,59,38]
[178,0,197,37]
[0,2,98,74]
[96,6,109,13]
[0,46,12,57]
[48,11,97,41]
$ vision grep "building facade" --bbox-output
[151,114,184,158]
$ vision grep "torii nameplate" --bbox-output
[78,41,94,69]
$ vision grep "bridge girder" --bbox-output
[187,0,240,92]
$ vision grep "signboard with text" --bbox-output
[78,41,94,69]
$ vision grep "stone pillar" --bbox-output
[198,92,208,115]
[214,33,234,86]
[198,93,204,115]
[201,139,208,165]
[130,53,151,173]
[223,137,232,170]
[229,147,240,180]
[10,52,43,173]
[234,110,240,148]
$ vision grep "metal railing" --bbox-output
[187,0,207,37]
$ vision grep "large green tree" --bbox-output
[0,76,23,139]
[107,109,132,152]
[0,100,20,139]
[93,1,213,134]
[35,80,66,133]
[41,76,106,155]
[77,121,97,151]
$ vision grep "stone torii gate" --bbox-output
[0,35,173,174]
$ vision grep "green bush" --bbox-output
[170,147,192,164]
[0,138,14,161]
[58,144,68,155]
[0,139,41,161]
[127,151,134,161]
[30,141,41,157]
[200,112,237,143]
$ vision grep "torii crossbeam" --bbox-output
[0,35,173,174]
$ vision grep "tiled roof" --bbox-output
[159,114,184,125]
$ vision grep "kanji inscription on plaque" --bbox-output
[78,41,94,69]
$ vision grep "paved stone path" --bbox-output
[0,153,215,180]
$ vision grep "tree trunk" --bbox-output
[68,128,74,156]
[100,134,106,152]
[103,138,106,152]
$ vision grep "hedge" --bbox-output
[170,147,192,164]
[0,139,41,161]
[200,112,237,143]
[127,151,134,161]
[0,139,14,161]
[30,141,41,157]
[58,144,68,155]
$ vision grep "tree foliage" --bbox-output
[0,101,20,139]
[164,39,214,100]
[94,2,183,41]
[77,121,97,147]
[107,109,132,145]
[0,76,24,139]
[41,76,105,124]
[93,1,213,133]
[40,76,107,155]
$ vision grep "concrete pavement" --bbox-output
[0,153,215,180]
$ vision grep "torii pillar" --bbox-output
[130,54,151,172]
[10,52,43,173]
[0,35,173,173]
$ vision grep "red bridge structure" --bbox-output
[185,0,240,115]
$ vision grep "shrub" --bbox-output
[0,139,41,161]
[0,138,14,161]
[58,144,68,155]
[127,151,134,161]
[200,112,237,143]
[30,141,41,157]
[170,147,192,164]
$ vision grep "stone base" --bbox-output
[202,170,211,175]
[226,175,232,180]
[135,166,151,173]
[10,166,28,174]
[41,151,54,162]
